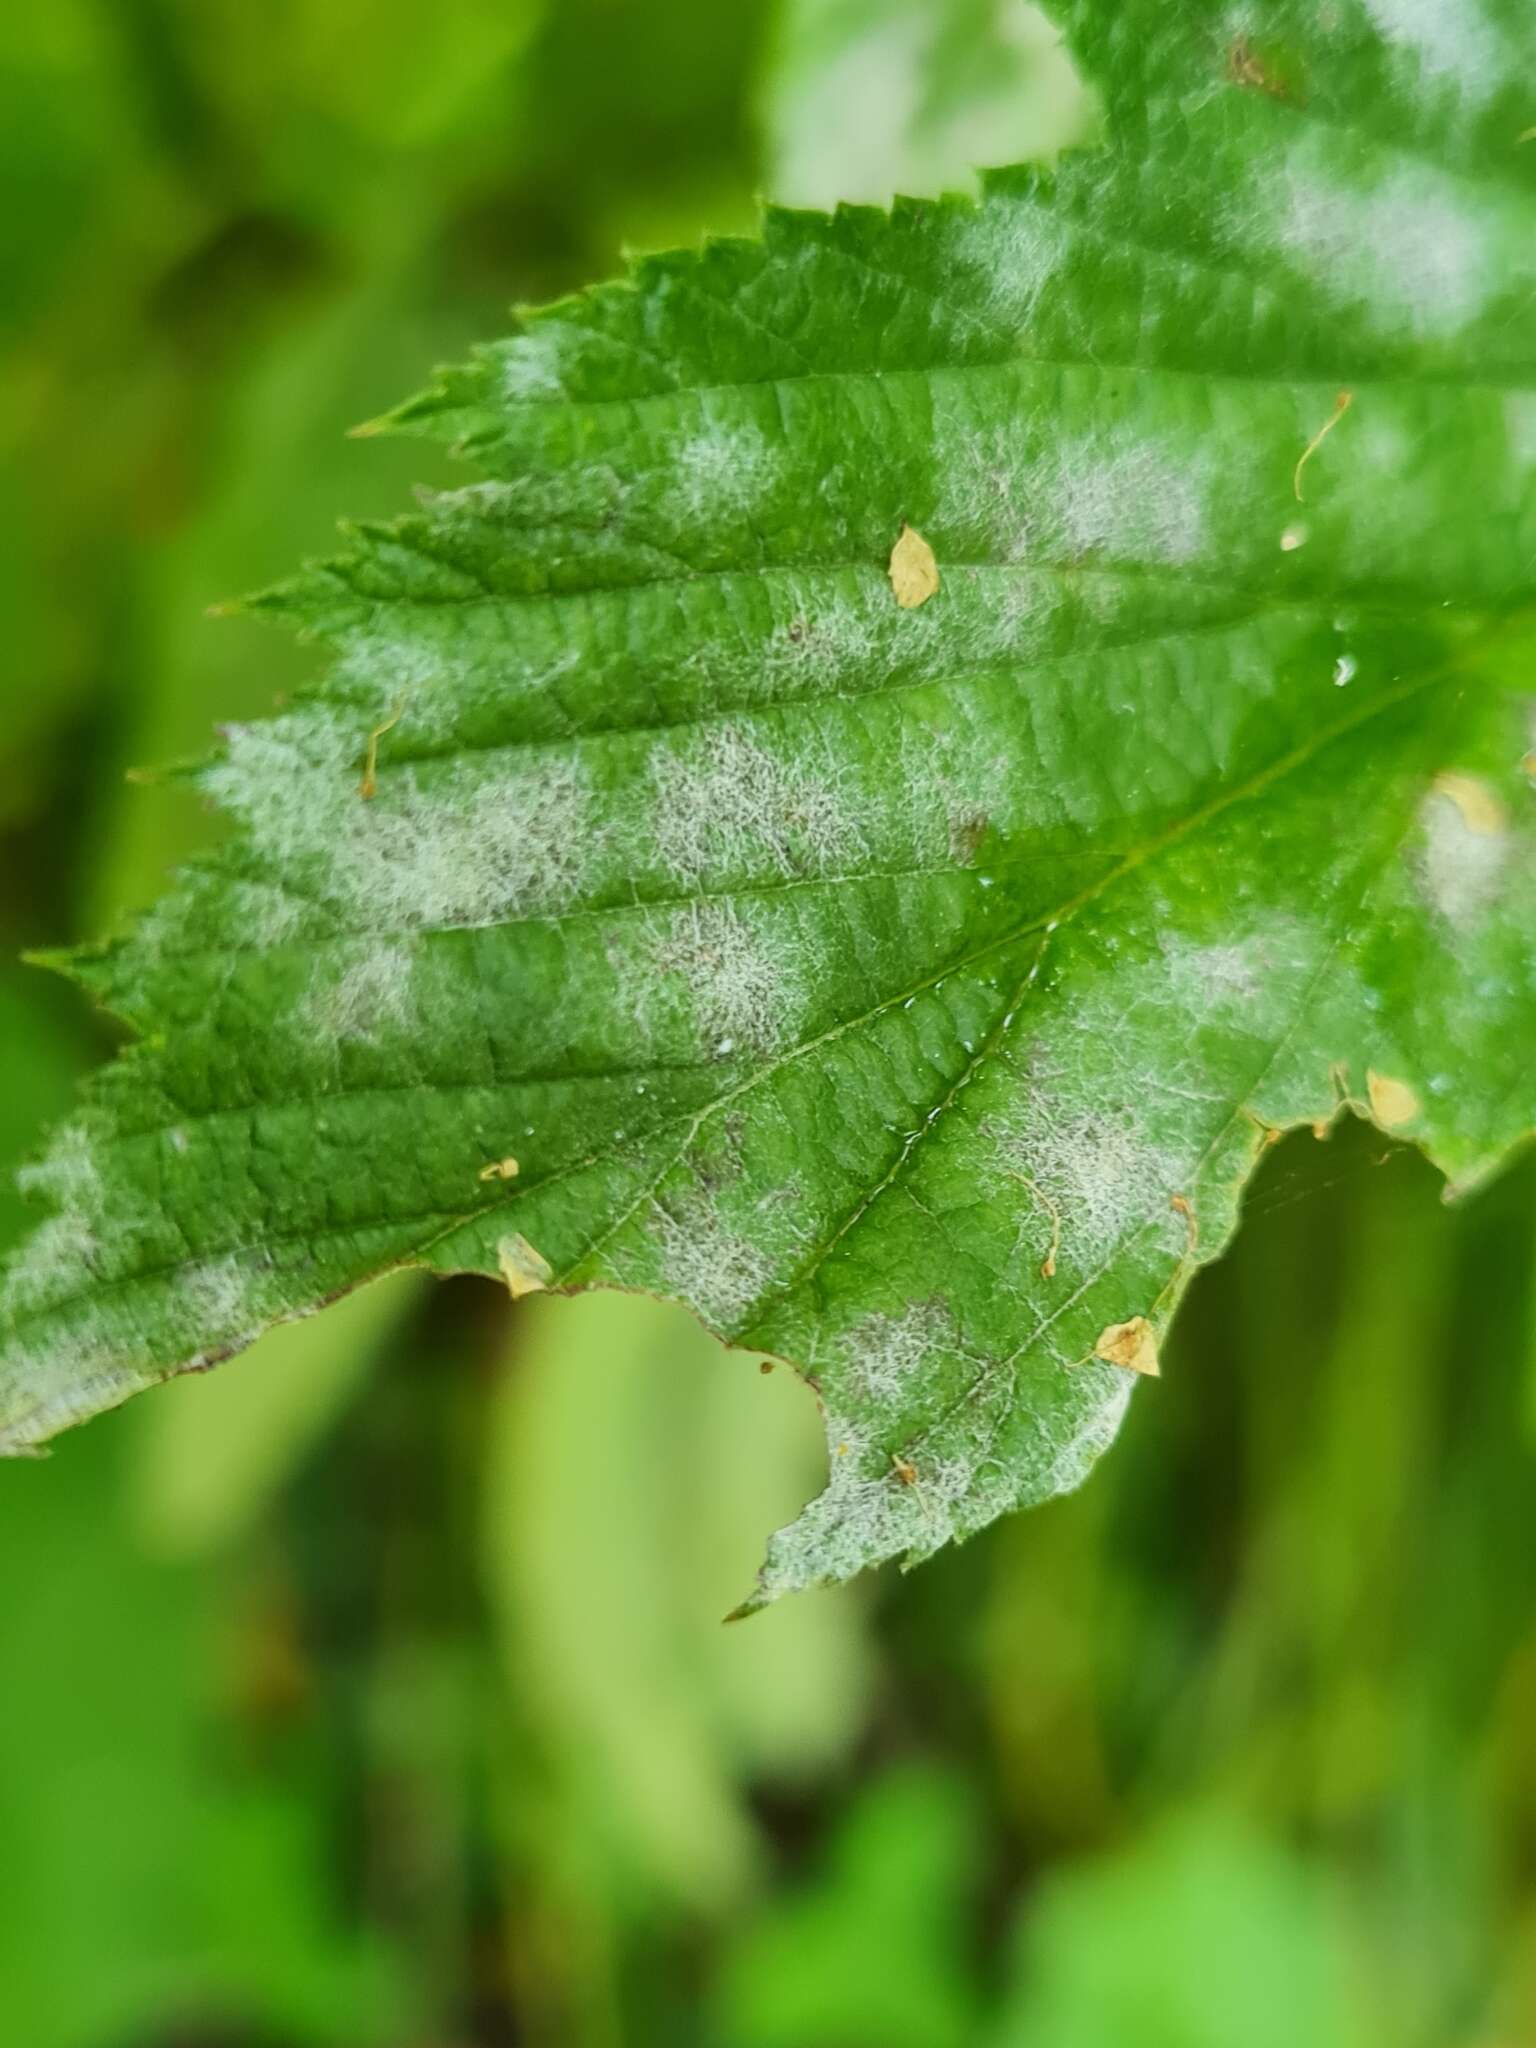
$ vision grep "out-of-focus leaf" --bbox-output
[0,5,136,333]
[0,1419,399,2048]
[482,1289,870,1909]
[163,0,540,157]
[131,1269,422,1556]
[714,1765,982,2048]
[990,1813,1366,2048]
[763,0,1097,207]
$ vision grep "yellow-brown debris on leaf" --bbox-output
[1432,771,1508,836]
[478,1156,520,1182]
[891,1453,918,1486]
[1094,1316,1160,1378]
[1293,390,1353,501]
[888,523,940,609]
[497,1233,553,1300]
[358,700,405,800]
[1226,36,1289,98]
[1366,1069,1421,1130]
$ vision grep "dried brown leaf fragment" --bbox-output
[1366,1070,1420,1131]
[888,523,940,609]
[498,1233,554,1300]
[1093,1316,1160,1378]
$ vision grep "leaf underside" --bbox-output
[5,0,1536,1603]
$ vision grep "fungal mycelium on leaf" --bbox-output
[4,0,1536,1604]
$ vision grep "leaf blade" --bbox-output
[5,1,1535,1601]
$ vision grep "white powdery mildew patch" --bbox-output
[1255,146,1497,342]
[203,710,598,930]
[1,1215,99,1318]
[935,423,1031,558]
[759,1417,973,1594]
[1050,434,1213,566]
[940,422,1213,570]
[178,1254,268,1357]
[331,631,463,750]
[497,323,581,405]
[946,194,1074,333]
[838,1300,954,1406]
[737,569,1065,712]
[1360,0,1503,104]
[747,595,883,706]
[3,1126,105,1316]
[621,1184,801,1333]
[1156,919,1320,1038]
[758,1359,1132,1596]
[1415,785,1510,927]
[136,874,314,964]
[671,422,787,529]
[646,900,808,1057]
[1504,393,1536,475]
[648,722,867,886]
[1162,938,1265,1008]
[672,579,894,714]
[985,1092,1182,1269]
[1042,1363,1133,1493]
[2,1255,276,1452]
[302,940,421,1044]
[893,714,1024,858]
[335,631,582,751]
[0,1328,138,1453]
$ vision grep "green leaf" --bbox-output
[5,0,1536,1602]
[481,1289,870,1908]
[762,0,1097,208]
[992,1812,1367,2048]
[714,1764,983,2048]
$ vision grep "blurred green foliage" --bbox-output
[2,3,1534,2043]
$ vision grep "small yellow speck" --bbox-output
[1366,1070,1420,1130]
[888,523,940,609]
[1093,1316,1160,1378]
[478,1156,520,1182]
[497,1233,553,1300]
